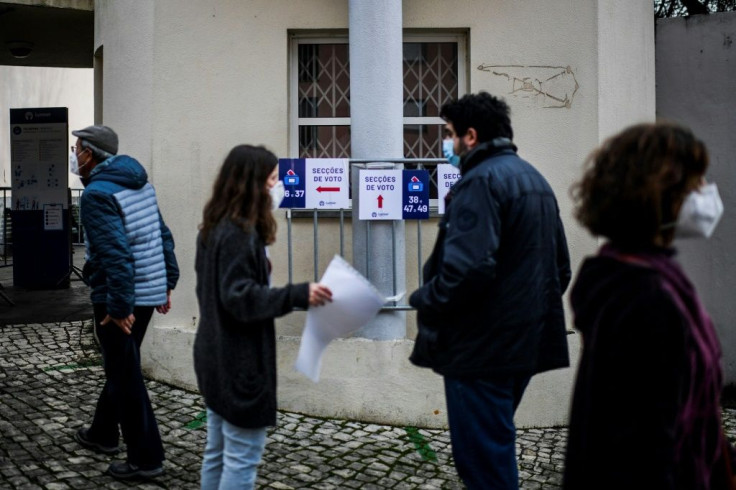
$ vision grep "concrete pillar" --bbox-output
[348,0,406,340]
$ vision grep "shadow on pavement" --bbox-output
[0,245,92,325]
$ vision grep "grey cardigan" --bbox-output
[193,219,309,428]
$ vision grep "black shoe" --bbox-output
[75,427,122,455]
[107,461,164,480]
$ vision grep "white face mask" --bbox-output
[269,180,285,211]
[674,183,724,239]
[70,152,81,176]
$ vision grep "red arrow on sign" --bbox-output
[316,186,340,193]
[377,195,384,208]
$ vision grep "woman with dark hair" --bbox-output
[563,123,733,489]
[193,145,331,489]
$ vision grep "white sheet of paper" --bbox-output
[294,255,385,382]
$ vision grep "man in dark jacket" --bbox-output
[409,92,571,490]
[70,125,179,480]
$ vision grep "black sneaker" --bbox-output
[75,427,122,455]
[107,461,164,480]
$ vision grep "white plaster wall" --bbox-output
[656,12,736,384]
[0,66,93,188]
[146,0,349,334]
[143,326,582,429]
[598,0,656,141]
[93,0,154,179]
[95,0,655,427]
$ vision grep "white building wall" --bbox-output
[93,0,154,185]
[597,0,657,140]
[96,0,654,428]
[656,12,736,384]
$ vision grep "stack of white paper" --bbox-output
[294,255,385,382]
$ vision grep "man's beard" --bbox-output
[455,139,470,159]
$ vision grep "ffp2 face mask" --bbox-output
[270,180,285,211]
[674,183,724,239]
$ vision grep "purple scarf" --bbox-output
[600,243,725,488]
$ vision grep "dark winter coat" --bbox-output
[409,141,571,378]
[193,219,309,428]
[564,246,734,489]
[81,155,179,318]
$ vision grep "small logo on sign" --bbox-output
[284,169,300,186]
[408,176,424,192]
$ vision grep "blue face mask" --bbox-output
[442,139,460,167]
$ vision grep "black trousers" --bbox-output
[88,304,164,467]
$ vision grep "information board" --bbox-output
[358,169,402,220]
[10,107,70,288]
[10,108,68,211]
[358,169,430,220]
[278,158,349,209]
[401,170,430,220]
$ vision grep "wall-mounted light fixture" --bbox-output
[7,41,33,59]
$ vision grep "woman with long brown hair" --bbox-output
[193,145,331,489]
[563,122,733,489]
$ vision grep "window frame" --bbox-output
[288,31,468,159]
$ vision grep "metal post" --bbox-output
[349,0,405,339]
[339,209,345,257]
[2,189,7,265]
[287,209,293,283]
[313,209,319,281]
[391,223,397,300]
[365,220,371,282]
[417,220,423,286]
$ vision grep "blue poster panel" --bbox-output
[278,158,306,209]
[402,169,430,219]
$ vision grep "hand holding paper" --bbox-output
[295,255,385,382]
[308,283,332,306]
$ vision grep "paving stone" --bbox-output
[5,321,735,489]
[44,483,70,490]
[270,481,296,489]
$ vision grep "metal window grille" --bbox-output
[292,35,465,177]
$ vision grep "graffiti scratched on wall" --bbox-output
[477,64,579,109]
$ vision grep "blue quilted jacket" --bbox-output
[80,155,179,318]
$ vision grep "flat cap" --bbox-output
[72,125,118,156]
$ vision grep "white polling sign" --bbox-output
[437,163,461,215]
[278,158,349,210]
[305,159,349,209]
[358,169,403,220]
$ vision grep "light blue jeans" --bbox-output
[200,408,267,490]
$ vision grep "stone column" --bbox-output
[349,0,406,339]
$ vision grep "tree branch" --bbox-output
[681,0,710,14]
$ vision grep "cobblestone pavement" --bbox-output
[2,321,735,489]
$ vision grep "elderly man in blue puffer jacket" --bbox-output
[70,125,179,481]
